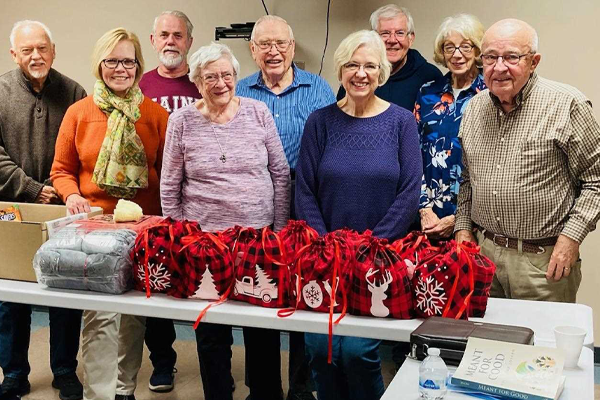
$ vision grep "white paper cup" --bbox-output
[554,325,586,369]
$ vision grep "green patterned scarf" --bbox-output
[92,80,147,199]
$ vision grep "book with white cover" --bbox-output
[451,337,565,400]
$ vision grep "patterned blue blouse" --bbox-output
[414,72,486,218]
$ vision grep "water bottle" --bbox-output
[419,347,448,400]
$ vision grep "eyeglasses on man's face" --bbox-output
[443,43,475,56]
[253,40,292,52]
[102,58,138,69]
[342,62,380,74]
[378,30,409,41]
[480,52,535,66]
[201,72,236,85]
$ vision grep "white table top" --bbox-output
[382,347,595,400]
[0,280,593,347]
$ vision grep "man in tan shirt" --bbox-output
[454,19,600,302]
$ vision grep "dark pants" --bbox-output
[195,323,234,400]
[0,302,82,379]
[144,317,177,373]
[244,327,283,400]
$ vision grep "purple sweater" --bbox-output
[160,97,290,232]
[295,103,422,241]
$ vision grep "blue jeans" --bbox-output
[305,333,385,400]
[0,302,82,379]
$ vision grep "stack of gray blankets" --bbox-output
[33,225,137,294]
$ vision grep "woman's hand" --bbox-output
[420,208,440,231]
[423,215,455,239]
[66,194,91,215]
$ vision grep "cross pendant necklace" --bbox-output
[210,123,227,163]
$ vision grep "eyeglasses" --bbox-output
[378,30,410,41]
[443,43,475,55]
[102,58,138,69]
[253,40,292,52]
[342,62,380,73]
[480,53,534,66]
[201,72,236,84]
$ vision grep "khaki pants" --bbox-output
[476,230,582,303]
[82,311,146,400]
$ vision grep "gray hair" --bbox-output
[153,10,194,38]
[433,14,485,67]
[189,42,241,84]
[10,20,53,48]
[370,4,414,34]
[250,15,294,41]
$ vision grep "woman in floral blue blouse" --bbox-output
[414,14,486,238]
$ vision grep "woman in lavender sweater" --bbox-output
[160,43,290,400]
[295,30,422,400]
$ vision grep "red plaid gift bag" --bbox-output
[458,241,495,317]
[329,228,362,254]
[348,232,413,319]
[132,218,201,298]
[284,235,352,314]
[279,233,353,363]
[412,240,476,319]
[392,231,441,279]
[278,220,318,265]
[179,232,234,300]
[222,226,290,308]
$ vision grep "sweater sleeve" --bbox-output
[160,114,185,220]
[263,106,291,232]
[50,105,83,202]
[0,133,43,202]
[295,111,328,235]
[372,112,422,240]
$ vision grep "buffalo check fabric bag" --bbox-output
[220,226,290,308]
[179,231,234,301]
[392,231,440,279]
[348,232,414,319]
[459,241,495,317]
[278,220,319,265]
[412,240,482,319]
[131,217,201,298]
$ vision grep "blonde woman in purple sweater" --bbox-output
[160,42,290,400]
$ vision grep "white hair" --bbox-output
[250,15,294,41]
[188,42,241,84]
[369,4,414,34]
[153,10,194,38]
[10,20,53,48]
[333,30,391,86]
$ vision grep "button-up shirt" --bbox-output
[455,73,600,243]
[236,64,335,169]
[415,72,486,218]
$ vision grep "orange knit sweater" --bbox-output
[51,95,168,215]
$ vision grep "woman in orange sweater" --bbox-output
[51,28,168,400]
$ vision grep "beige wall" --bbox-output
[1,0,598,343]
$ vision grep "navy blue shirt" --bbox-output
[237,64,335,169]
[414,72,486,218]
[295,103,422,241]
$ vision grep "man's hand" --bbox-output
[66,194,91,215]
[455,229,476,244]
[423,215,455,239]
[546,235,579,281]
[35,186,60,204]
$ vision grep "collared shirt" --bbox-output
[455,73,600,243]
[236,64,335,169]
[414,72,486,218]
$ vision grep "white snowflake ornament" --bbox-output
[137,262,171,291]
[415,275,447,316]
[302,280,323,308]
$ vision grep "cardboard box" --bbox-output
[0,202,102,282]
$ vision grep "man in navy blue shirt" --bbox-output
[337,4,442,111]
[236,15,334,400]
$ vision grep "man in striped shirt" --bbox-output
[455,19,600,303]
[236,15,334,400]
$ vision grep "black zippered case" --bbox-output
[409,317,535,366]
